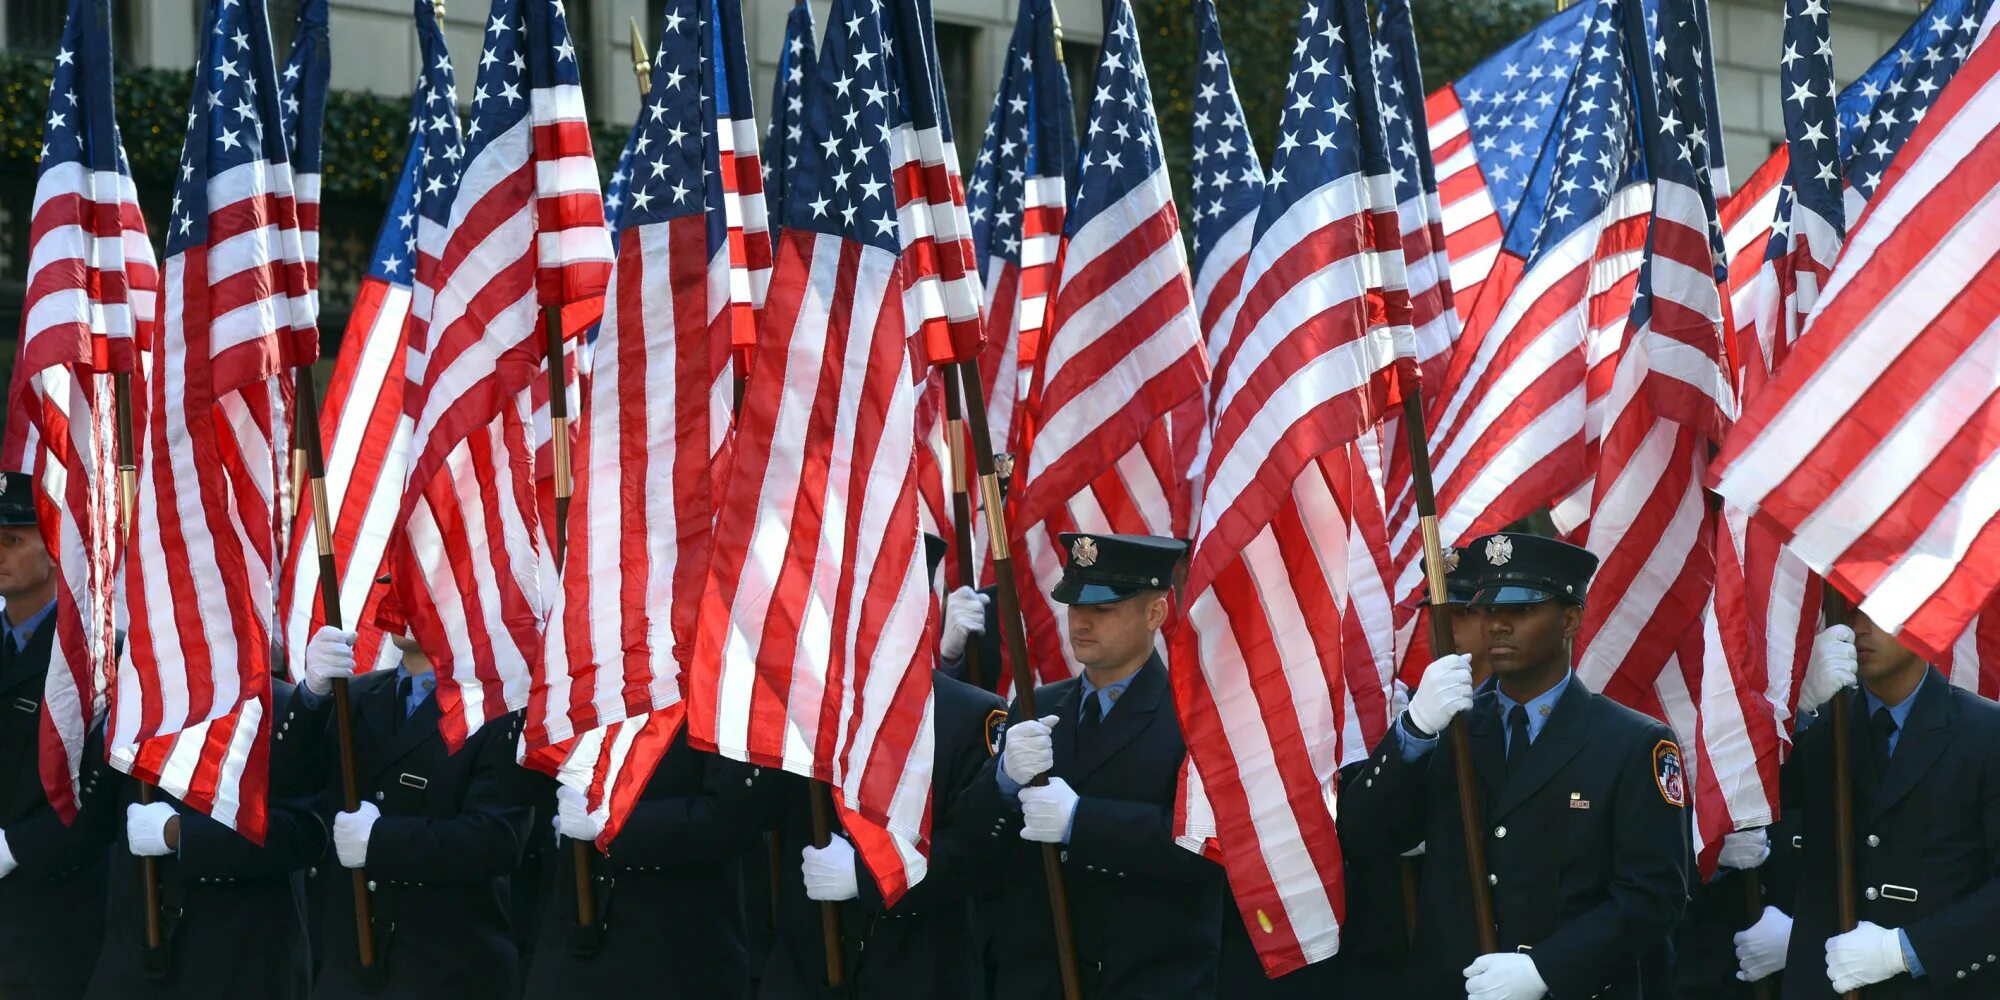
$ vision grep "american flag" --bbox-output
[1569,0,1739,865]
[5,0,155,824]
[763,0,816,234]
[389,0,610,749]
[967,0,1074,464]
[685,0,941,904]
[1389,0,1654,620]
[1712,11,2000,669]
[1174,0,1265,505]
[1169,0,1416,975]
[1375,0,1459,382]
[112,0,320,840]
[1421,2,1593,321]
[276,0,328,289]
[705,0,772,376]
[526,0,719,806]
[278,0,456,691]
[1006,0,1206,685]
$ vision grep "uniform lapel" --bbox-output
[1047,678,1084,778]
[1066,656,1166,785]
[1866,668,1953,825]
[1491,677,1590,820]
[1466,686,1506,804]
[0,617,54,702]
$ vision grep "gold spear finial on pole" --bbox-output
[630,17,652,95]
[432,0,445,27]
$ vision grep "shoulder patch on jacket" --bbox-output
[1652,739,1686,807]
[985,709,1007,757]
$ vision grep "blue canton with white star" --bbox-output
[621,0,706,230]
[1449,2,1591,237]
[781,0,901,252]
[277,0,328,173]
[1070,0,1168,237]
[462,0,582,172]
[1373,0,1441,209]
[764,0,816,227]
[166,0,301,255]
[967,0,1075,267]
[363,0,463,287]
[1188,0,1263,276]
[37,0,127,184]
[1835,0,1990,199]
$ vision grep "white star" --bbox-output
[500,81,522,104]
[555,38,575,62]
[671,181,689,203]
[231,29,250,51]
[665,11,685,33]
[810,194,830,217]
[217,127,241,151]
[55,47,73,66]
[630,187,654,211]
[216,58,240,81]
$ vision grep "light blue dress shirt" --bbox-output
[1395,672,1573,762]
[0,599,55,655]
[996,672,1139,843]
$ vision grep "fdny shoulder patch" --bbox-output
[1652,739,1687,807]
[985,709,1008,758]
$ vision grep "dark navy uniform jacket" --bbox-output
[759,670,1007,999]
[300,667,533,999]
[88,679,327,999]
[525,726,767,999]
[1782,669,2000,999]
[1338,675,1691,1000]
[0,611,115,995]
[958,656,1225,1000]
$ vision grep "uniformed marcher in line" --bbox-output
[0,471,116,999]
[1338,532,1691,1000]
[757,534,1009,999]
[295,584,535,999]
[522,726,769,999]
[961,533,1226,999]
[1772,611,2000,998]
[87,675,328,998]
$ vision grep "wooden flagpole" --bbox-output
[1398,390,1501,955]
[292,373,378,970]
[1821,584,1861,1000]
[112,373,170,970]
[952,361,1084,1000]
[807,782,848,987]
[940,373,985,689]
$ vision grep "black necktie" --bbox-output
[1505,704,1531,775]
[394,676,415,733]
[1870,706,1898,769]
[1079,691,1104,749]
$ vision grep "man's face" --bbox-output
[0,526,53,605]
[1066,592,1167,671]
[1480,599,1579,677]
[1852,610,1924,685]
[1446,604,1486,670]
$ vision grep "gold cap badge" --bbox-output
[1071,536,1099,567]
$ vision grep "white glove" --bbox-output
[1019,777,1079,844]
[1797,625,1858,714]
[556,785,603,842]
[1463,952,1548,1000]
[1734,905,1792,982]
[126,801,177,857]
[1408,653,1475,737]
[802,833,860,901]
[333,802,381,869]
[1001,714,1058,787]
[0,830,14,878]
[304,626,359,697]
[1826,920,1908,992]
[1718,828,1769,870]
[940,586,989,662]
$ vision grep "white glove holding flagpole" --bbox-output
[0,830,15,878]
[1826,921,1908,992]
[1001,715,1058,787]
[1464,952,1548,1000]
[802,833,860,901]
[940,586,989,662]
[1717,828,1769,870]
[556,784,603,843]
[1797,625,1858,714]
[304,626,358,697]
[126,801,178,857]
[1734,906,1791,982]
[1019,778,1079,843]
[333,802,380,869]
[1407,654,1475,737]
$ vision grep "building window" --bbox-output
[933,21,980,168]
[1062,40,1098,135]
[4,0,68,56]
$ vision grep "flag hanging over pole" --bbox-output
[705,0,772,377]
[111,0,320,840]
[278,0,459,690]
[763,0,817,232]
[5,0,156,824]
[685,0,941,904]
[277,0,330,291]
[390,0,610,749]
[1712,9,2000,666]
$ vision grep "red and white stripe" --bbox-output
[717,105,773,373]
[527,199,719,763]
[1424,88,1505,323]
[685,227,937,898]
[1942,590,2000,696]
[1712,26,2000,664]
[979,173,1066,455]
[114,156,318,842]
